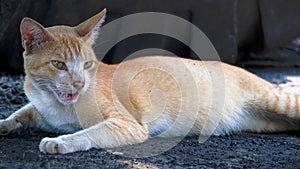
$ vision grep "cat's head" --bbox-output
[20,9,106,105]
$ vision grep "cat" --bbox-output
[0,8,299,154]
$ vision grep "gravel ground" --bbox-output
[1,69,300,168]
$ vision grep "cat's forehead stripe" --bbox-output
[59,36,84,60]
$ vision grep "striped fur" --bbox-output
[0,9,300,154]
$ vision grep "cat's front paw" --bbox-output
[39,137,71,154]
[0,120,14,135]
[0,123,9,135]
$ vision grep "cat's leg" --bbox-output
[0,103,41,135]
[39,117,148,154]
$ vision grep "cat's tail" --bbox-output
[248,77,300,132]
[256,86,300,119]
[222,65,300,133]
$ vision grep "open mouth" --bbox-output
[56,91,79,101]
[51,87,80,102]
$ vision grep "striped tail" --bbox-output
[252,85,300,132]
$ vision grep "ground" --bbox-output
[0,68,300,168]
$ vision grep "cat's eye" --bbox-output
[84,61,93,69]
[51,60,67,70]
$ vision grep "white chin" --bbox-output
[57,97,79,105]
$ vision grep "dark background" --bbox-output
[1,0,300,74]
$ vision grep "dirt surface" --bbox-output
[1,70,300,168]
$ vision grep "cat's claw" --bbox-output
[39,137,70,154]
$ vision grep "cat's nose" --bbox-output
[73,81,85,90]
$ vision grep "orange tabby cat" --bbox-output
[0,9,299,154]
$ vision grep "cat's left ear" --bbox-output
[75,8,106,45]
[20,17,54,54]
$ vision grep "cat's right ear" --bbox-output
[20,17,53,54]
[75,8,106,45]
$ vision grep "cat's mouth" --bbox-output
[56,91,79,101]
[51,87,80,104]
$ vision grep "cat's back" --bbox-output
[98,55,272,99]
[110,56,256,82]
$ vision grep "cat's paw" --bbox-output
[0,125,9,135]
[39,137,71,154]
[0,120,13,135]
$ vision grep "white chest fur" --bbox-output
[28,90,82,133]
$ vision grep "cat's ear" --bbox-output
[20,17,53,53]
[75,8,106,45]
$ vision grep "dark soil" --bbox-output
[1,70,300,169]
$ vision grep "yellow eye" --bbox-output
[84,61,93,69]
[51,60,67,70]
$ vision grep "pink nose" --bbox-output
[73,81,85,90]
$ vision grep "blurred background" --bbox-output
[1,0,300,74]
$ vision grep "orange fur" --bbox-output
[0,9,300,154]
